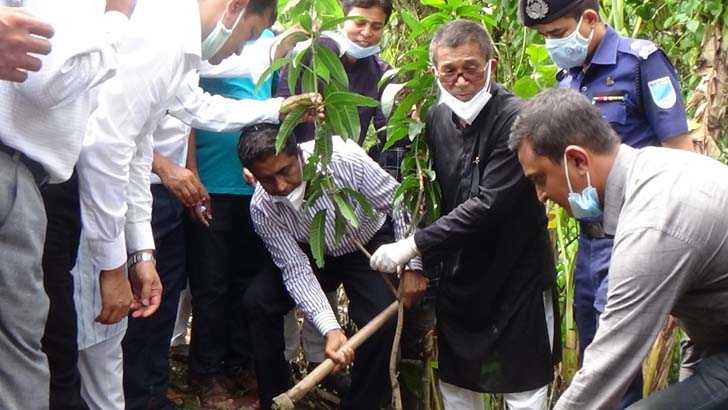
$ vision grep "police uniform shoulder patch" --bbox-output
[628,40,658,60]
[647,76,677,109]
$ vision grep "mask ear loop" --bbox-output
[563,152,575,193]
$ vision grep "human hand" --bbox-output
[369,236,419,273]
[128,260,162,318]
[398,270,428,308]
[0,7,53,82]
[324,329,354,373]
[96,264,133,324]
[105,0,136,17]
[279,93,324,123]
[158,163,207,207]
[187,195,213,227]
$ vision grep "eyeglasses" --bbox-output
[435,66,488,85]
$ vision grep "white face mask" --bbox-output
[200,10,245,60]
[272,181,306,212]
[270,160,306,212]
[342,34,381,59]
[436,61,493,125]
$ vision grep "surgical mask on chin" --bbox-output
[272,181,306,212]
[545,16,594,69]
[342,34,380,59]
[200,10,245,60]
[564,153,602,219]
[436,61,493,125]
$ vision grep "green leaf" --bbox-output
[316,46,349,88]
[400,10,423,32]
[526,44,551,65]
[302,154,320,180]
[512,76,540,99]
[378,68,400,90]
[340,188,374,217]
[408,121,425,140]
[309,209,327,268]
[393,176,419,207]
[276,105,308,153]
[333,192,359,229]
[314,126,333,166]
[333,210,347,243]
[319,15,366,32]
[326,104,361,140]
[391,91,424,121]
[299,14,313,32]
[254,57,291,95]
[302,67,317,93]
[424,180,442,223]
[287,49,308,95]
[384,126,409,151]
[324,91,380,108]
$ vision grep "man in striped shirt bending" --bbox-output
[237,122,427,409]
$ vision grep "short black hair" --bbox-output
[429,20,497,65]
[508,87,620,162]
[246,0,278,24]
[237,123,297,167]
[342,0,394,23]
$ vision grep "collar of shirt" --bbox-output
[603,144,636,235]
[569,25,619,77]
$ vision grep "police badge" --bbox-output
[525,0,549,20]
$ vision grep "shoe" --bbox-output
[192,375,235,409]
[308,362,352,396]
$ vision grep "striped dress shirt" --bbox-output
[251,137,421,336]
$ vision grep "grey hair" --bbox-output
[429,20,496,65]
[508,88,621,162]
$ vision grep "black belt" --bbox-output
[579,221,614,240]
[0,140,49,186]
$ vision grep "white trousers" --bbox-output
[77,330,125,410]
[439,290,555,410]
[283,290,339,362]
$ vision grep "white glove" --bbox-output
[369,236,419,273]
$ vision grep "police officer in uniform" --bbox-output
[518,0,693,408]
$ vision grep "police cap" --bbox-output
[518,0,586,27]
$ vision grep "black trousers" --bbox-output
[243,224,398,410]
[123,184,187,410]
[186,194,261,376]
[41,171,89,410]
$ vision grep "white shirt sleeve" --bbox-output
[77,43,190,270]
[15,6,128,109]
[166,72,284,132]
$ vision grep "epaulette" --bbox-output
[620,38,659,60]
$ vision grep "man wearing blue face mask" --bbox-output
[519,0,694,407]
[370,20,560,410]
[510,87,728,410]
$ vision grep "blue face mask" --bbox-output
[201,10,245,60]
[564,153,602,219]
[342,34,381,59]
[545,16,593,69]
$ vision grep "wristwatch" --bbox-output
[127,251,156,270]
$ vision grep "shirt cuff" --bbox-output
[125,221,155,254]
[408,256,423,272]
[266,97,284,125]
[88,235,127,271]
[312,309,341,336]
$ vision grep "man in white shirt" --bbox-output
[73,0,321,408]
[0,1,133,409]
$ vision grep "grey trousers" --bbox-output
[627,350,728,410]
[0,151,50,410]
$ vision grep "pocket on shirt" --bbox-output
[596,100,627,126]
